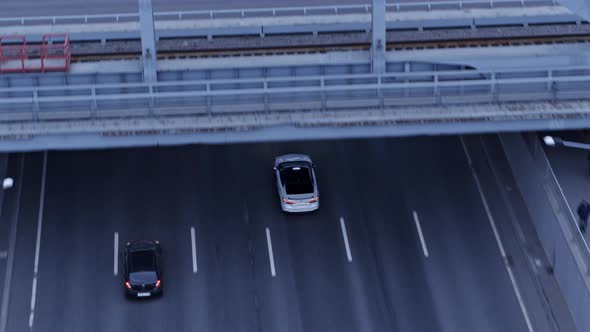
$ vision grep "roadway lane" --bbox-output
[393,136,528,332]
[2,0,368,17]
[2,137,557,332]
[3,153,44,332]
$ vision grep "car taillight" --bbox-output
[125,281,132,289]
[309,196,319,203]
[282,197,294,205]
[155,280,161,288]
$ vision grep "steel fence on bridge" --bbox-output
[0,0,557,26]
[0,66,588,122]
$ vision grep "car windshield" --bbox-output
[280,163,314,195]
[129,249,156,273]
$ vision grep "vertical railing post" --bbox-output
[548,70,557,103]
[491,72,499,103]
[264,80,269,113]
[91,86,98,118]
[206,83,212,114]
[148,84,155,115]
[378,75,384,109]
[434,74,441,105]
[321,78,326,111]
[32,88,40,121]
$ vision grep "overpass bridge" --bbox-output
[0,0,589,150]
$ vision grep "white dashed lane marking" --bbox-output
[191,226,198,274]
[114,232,119,276]
[339,217,353,263]
[412,211,429,258]
[265,227,276,277]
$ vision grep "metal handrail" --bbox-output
[0,70,585,107]
[2,66,588,94]
[0,0,556,26]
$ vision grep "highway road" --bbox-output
[2,0,369,17]
[0,135,570,332]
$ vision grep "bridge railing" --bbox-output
[0,65,587,122]
[0,0,557,26]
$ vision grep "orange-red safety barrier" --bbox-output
[0,33,70,73]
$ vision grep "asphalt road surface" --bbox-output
[2,0,369,17]
[0,136,567,332]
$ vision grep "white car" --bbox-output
[274,154,319,213]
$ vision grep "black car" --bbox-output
[123,240,163,298]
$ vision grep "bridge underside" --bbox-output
[0,100,588,152]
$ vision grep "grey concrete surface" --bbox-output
[0,137,568,332]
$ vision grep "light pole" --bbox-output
[543,135,590,150]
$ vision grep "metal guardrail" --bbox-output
[0,0,557,26]
[0,66,587,122]
[13,12,582,44]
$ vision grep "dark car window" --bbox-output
[280,163,314,195]
[129,250,156,273]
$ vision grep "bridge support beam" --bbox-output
[139,0,158,83]
[371,0,386,74]
[554,0,590,22]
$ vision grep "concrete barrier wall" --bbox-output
[499,132,590,332]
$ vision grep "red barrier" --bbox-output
[0,33,70,73]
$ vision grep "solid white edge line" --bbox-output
[412,211,430,258]
[114,232,119,276]
[265,227,276,277]
[29,277,37,327]
[29,151,47,329]
[191,226,198,274]
[33,151,47,275]
[339,217,353,262]
[460,136,534,332]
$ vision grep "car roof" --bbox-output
[280,164,315,195]
[128,249,157,273]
